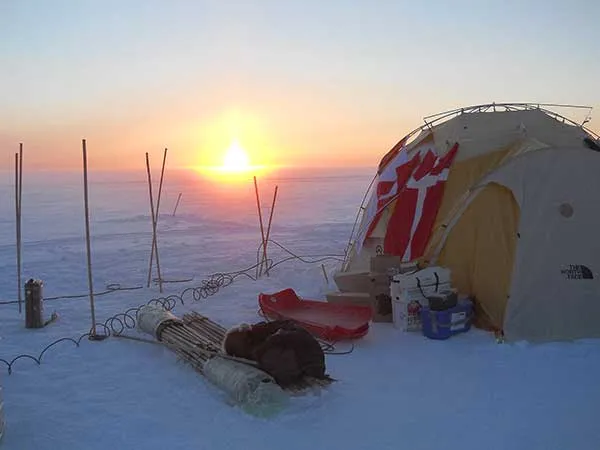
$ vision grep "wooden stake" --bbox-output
[14,147,23,314]
[82,139,97,336]
[113,334,162,345]
[172,192,182,216]
[18,144,23,312]
[321,264,329,285]
[253,176,268,278]
[145,152,164,293]
[263,185,278,276]
[147,148,167,289]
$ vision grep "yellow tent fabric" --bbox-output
[436,183,520,330]
[423,145,514,264]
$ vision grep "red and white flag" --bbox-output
[354,137,409,251]
[384,142,459,261]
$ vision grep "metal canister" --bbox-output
[25,279,44,329]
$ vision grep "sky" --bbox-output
[0,0,599,171]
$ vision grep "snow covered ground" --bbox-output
[1,166,599,450]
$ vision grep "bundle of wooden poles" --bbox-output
[136,307,330,393]
[157,311,245,374]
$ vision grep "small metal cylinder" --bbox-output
[24,279,44,329]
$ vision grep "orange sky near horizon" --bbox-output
[1,90,417,172]
[4,105,597,174]
[4,87,598,174]
[2,77,598,174]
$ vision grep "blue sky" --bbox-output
[0,0,598,170]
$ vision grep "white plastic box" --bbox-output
[390,266,452,331]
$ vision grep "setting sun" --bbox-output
[222,139,251,172]
[195,136,270,182]
[188,109,284,181]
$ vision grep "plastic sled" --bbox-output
[258,288,373,342]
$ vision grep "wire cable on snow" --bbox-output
[0,283,144,306]
[0,240,348,374]
[0,287,216,375]
[0,239,344,307]
[257,239,344,275]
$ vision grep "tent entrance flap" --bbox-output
[436,183,520,331]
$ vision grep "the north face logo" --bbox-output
[561,265,594,280]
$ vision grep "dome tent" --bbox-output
[339,103,600,342]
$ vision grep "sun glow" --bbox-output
[190,110,279,181]
[197,138,269,182]
[221,139,251,173]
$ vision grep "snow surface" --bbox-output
[1,167,599,450]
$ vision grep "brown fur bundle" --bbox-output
[222,320,328,388]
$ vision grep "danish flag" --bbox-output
[354,137,409,250]
[357,137,458,262]
[384,142,458,261]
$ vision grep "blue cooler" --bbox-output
[420,298,473,340]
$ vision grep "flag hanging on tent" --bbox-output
[355,134,458,261]
[377,136,409,175]
[384,141,459,261]
[353,136,409,252]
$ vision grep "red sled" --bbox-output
[258,288,373,342]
